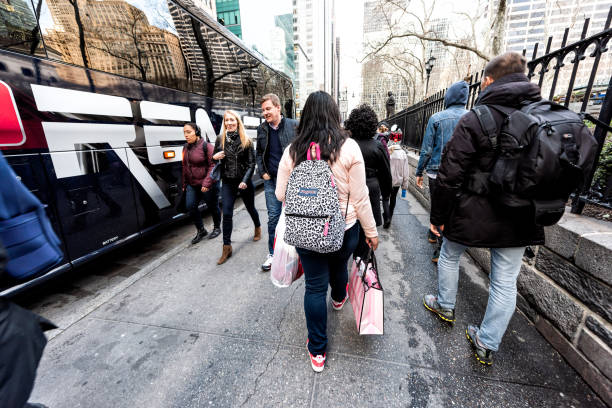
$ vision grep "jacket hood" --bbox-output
[476,73,541,107]
[444,81,469,108]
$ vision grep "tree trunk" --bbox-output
[491,0,507,57]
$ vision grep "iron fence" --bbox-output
[385,7,612,213]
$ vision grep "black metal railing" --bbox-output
[385,7,612,214]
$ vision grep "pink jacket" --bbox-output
[275,138,378,238]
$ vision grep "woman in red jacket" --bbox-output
[182,123,221,244]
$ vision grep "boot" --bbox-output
[208,227,221,239]
[191,227,208,244]
[217,245,232,265]
[253,226,262,241]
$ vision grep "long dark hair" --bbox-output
[290,91,346,166]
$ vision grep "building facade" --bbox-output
[215,0,241,39]
[292,0,335,116]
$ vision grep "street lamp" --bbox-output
[424,53,436,96]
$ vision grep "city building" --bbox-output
[361,0,412,120]
[215,0,242,39]
[0,0,40,55]
[193,0,216,17]
[484,0,612,98]
[292,0,335,116]
[274,13,295,78]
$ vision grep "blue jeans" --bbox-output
[296,223,359,355]
[437,237,525,351]
[221,179,260,245]
[264,178,282,254]
[186,184,220,231]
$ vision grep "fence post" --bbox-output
[571,76,612,214]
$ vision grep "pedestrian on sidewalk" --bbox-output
[387,138,410,225]
[213,111,261,265]
[182,123,221,244]
[423,52,545,365]
[345,104,392,254]
[276,91,378,372]
[255,93,298,272]
[375,121,391,158]
[415,80,469,262]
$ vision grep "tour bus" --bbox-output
[0,0,294,294]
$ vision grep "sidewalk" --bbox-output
[22,191,604,407]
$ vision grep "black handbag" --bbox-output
[210,160,222,182]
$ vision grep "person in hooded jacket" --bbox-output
[345,104,392,257]
[423,52,545,366]
[181,123,221,244]
[415,80,469,262]
[213,110,261,265]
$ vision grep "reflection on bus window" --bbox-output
[38,0,188,90]
[0,0,46,56]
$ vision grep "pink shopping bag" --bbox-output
[348,249,384,335]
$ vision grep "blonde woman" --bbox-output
[212,110,261,264]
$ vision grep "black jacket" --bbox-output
[355,138,393,226]
[430,73,545,247]
[256,117,298,177]
[214,132,256,184]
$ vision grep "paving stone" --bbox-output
[517,264,584,340]
[578,329,612,381]
[586,316,612,349]
[535,247,612,323]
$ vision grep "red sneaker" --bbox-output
[332,284,349,310]
[306,339,326,372]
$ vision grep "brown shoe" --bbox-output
[253,226,262,241]
[217,245,232,265]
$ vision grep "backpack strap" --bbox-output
[472,105,498,149]
[307,142,321,161]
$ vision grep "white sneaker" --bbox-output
[261,254,273,271]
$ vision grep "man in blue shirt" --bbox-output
[256,94,298,271]
[415,81,468,263]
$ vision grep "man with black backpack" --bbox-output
[423,52,597,365]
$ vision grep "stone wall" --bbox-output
[405,151,612,406]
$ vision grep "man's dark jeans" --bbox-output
[264,177,282,254]
[221,179,260,245]
[186,184,220,231]
[296,223,359,355]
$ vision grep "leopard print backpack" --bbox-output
[284,143,347,253]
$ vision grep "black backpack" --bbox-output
[470,100,598,226]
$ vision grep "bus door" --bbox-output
[41,147,140,263]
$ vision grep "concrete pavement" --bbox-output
[15,191,604,407]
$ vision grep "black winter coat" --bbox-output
[214,132,256,183]
[430,73,545,247]
[355,138,393,226]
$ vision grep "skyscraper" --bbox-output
[216,0,242,39]
[293,0,335,116]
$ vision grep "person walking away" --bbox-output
[276,91,379,372]
[387,139,410,225]
[256,94,298,271]
[213,111,261,265]
[415,80,468,262]
[345,104,392,256]
[375,121,391,158]
[423,53,546,365]
[182,123,221,244]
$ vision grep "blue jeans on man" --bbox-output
[436,237,525,351]
[264,177,282,254]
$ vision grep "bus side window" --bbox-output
[0,0,46,57]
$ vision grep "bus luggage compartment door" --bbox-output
[42,147,140,262]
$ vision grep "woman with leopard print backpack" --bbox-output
[275,91,378,372]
